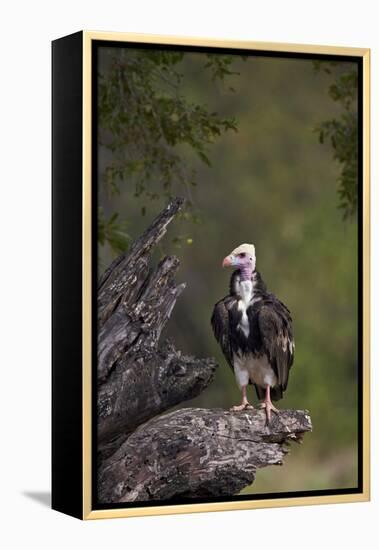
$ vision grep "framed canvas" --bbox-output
[52,31,370,520]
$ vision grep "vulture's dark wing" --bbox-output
[211,298,235,373]
[257,301,294,392]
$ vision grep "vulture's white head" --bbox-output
[222,243,256,273]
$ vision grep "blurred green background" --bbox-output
[98,47,359,494]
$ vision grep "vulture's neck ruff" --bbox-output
[230,269,266,299]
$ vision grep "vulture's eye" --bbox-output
[239,253,246,258]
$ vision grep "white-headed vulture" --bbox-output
[211,244,295,422]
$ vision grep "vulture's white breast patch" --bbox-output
[237,281,253,338]
[236,279,255,338]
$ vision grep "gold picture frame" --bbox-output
[52,30,370,520]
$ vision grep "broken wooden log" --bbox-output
[97,198,217,459]
[98,407,312,503]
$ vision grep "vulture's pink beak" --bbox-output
[222,255,234,268]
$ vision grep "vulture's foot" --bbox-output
[260,401,279,424]
[230,402,254,412]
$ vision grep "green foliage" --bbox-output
[314,61,358,218]
[204,54,240,89]
[98,47,238,254]
[98,207,130,256]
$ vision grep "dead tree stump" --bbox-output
[97,198,312,502]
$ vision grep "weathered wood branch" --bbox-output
[98,407,312,503]
[98,197,185,328]
[98,255,186,383]
[97,198,218,458]
[98,345,217,459]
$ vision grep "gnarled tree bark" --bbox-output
[97,198,312,502]
[97,198,218,459]
[99,407,312,503]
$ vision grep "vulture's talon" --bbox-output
[260,401,279,424]
[230,402,254,412]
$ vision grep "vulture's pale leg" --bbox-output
[260,384,278,423]
[231,385,254,411]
